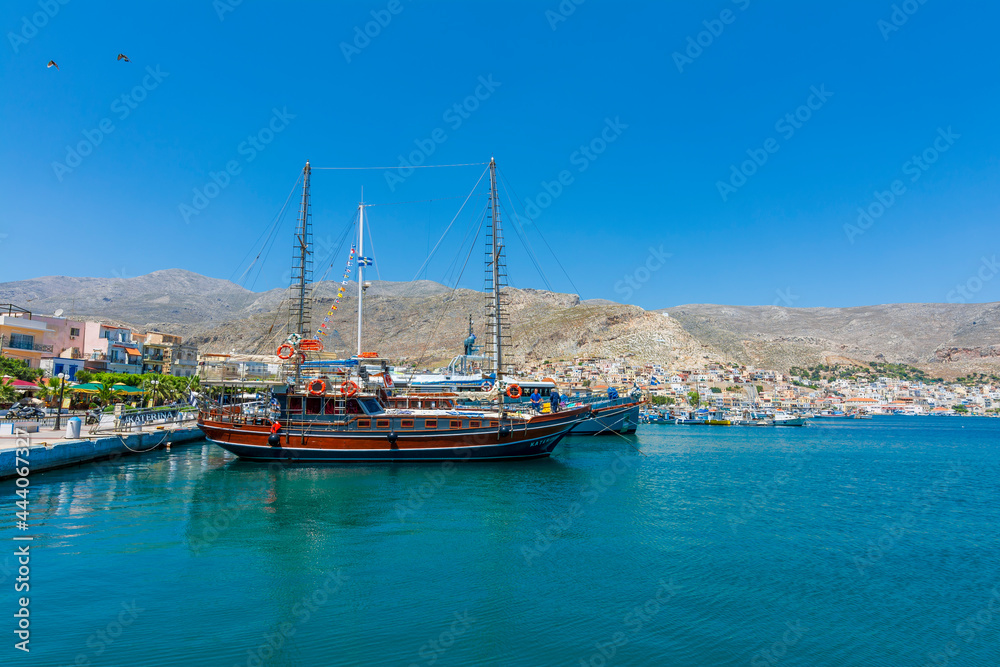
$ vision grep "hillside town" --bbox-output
[3,301,998,417]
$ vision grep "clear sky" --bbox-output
[2,1,998,309]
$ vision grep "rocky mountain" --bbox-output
[3,271,998,377]
[663,303,1000,378]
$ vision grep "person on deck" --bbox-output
[549,389,561,413]
[529,389,542,412]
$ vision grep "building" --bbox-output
[141,331,198,377]
[30,314,88,360]
[39,357,87,381]
[82,323,143,374]
[0,304,54,369]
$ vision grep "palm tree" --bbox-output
[0,377,17,405]
[96,379,121,408]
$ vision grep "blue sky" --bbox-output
[2,1,998,309]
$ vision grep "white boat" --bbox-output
[771,411,807,427]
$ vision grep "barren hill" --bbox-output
[3,271,998,376]
[664,303,1000,378]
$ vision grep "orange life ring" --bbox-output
[270,421,281,434]
[506,384,522,399]
[359,352,379,359]
[276,344,295,360]
[341,380,359,397]
[308,379,326,396]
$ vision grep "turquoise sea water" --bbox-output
[3,416,999,666]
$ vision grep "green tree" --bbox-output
[687,391,700,407]
[0,356,42,382]
[74,369,93,384]
[0,377,17,404]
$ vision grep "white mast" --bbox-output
[357,200,364,357]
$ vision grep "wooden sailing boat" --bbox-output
[197,158,591,461]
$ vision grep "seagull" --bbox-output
[117,54,130,62]
[47,60,59,70]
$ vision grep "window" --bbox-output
[306,397,322,415]
[490,421,498,427]
[69,327,80,337]
[376,419,390,429]
[287,396,302,413]
[324,399,339,415]
[425,419,437,429]
[469,420,481,428]
[450,420,462,429]
[357,419,370,428]
[401,419,414,428]
[8,333,34,350]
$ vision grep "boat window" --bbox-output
[287,396,302,413]
[490,420,498,427]
[425,419,437,428]
[376,419,390,429]
[450,420,462,429]
[306,397,322,415]
[357,419,370,428]
[324,399,339,415]
[401,419,414,428]
[345,399,362,414]
[469,420,481,428]
[360,399,384,415]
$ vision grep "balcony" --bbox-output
[1,335,53,353]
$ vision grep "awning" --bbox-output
[125,347,141,356]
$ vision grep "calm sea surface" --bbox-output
[3,417,999,666]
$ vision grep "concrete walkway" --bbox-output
[0,422,205,479]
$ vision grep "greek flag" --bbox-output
[358,256,373,266]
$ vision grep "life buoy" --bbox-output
[506,384,522,399]
[270,421,281,434]
[276,344,295,360]
[382,373,393,388]
[481,381,493,391]
[308,379,326,395]
[359,352,379,359]
[341,380,359,397]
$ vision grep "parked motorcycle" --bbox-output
[3,405,46,420]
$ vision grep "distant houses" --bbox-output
[0,302,198,380]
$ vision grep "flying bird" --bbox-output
[47,60,59,70]
[117,54,130,62]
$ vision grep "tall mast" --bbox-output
[485,157,509,411]
[356,200,364,357]
[289,160,312,384]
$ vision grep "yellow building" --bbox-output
[0,304,54,369]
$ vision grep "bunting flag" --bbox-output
[317,246,356,337]
[357,256,373,267]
